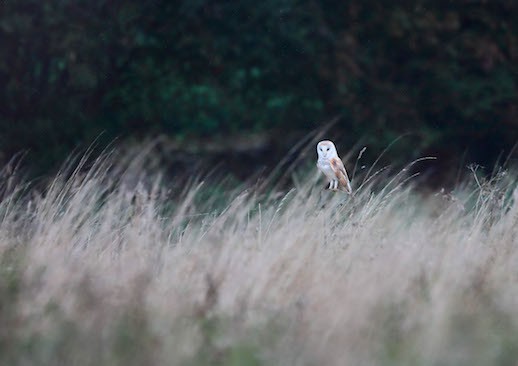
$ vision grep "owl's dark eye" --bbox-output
[326,148,330,151]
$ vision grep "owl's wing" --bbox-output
[330,157,352,194]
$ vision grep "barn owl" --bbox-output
[317,140,352,193]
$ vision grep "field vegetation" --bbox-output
[1,148,518,365]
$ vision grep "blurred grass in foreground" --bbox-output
[1,149,518,365]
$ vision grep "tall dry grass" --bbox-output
[1,151,518,366]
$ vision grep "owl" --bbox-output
[316,140,352,193]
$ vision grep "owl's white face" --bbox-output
[317,140,338,160]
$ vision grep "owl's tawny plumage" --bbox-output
[316,140,352,193]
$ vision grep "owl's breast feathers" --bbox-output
[317,159,330,172]
[317,158,335,180]
[317,158,329,169]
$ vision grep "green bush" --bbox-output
[1,1,518,174]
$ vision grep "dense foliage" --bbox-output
[1,1,518,175]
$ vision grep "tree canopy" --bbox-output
[1,1,518,178]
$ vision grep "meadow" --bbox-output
[1,149,518,366]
